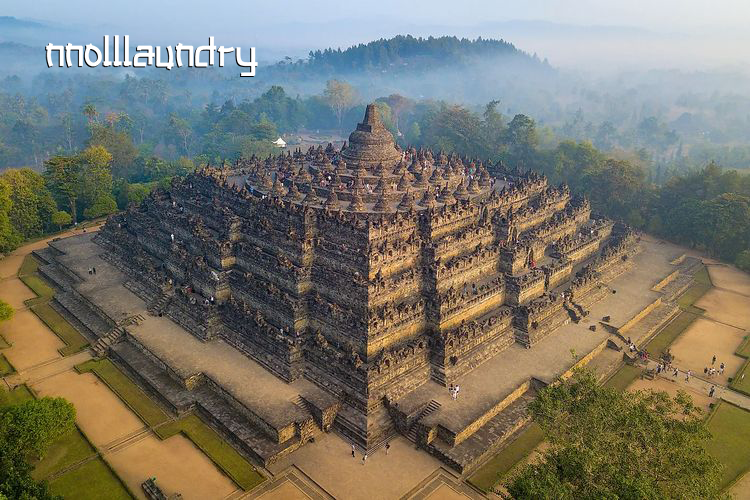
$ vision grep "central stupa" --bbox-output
[340,103,402,168]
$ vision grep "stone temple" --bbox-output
[37,105,641,473]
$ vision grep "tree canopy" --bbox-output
[0,397,76,500]
[505,369,722,499]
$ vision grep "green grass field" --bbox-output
[467,423,544,492]
[48,457,133,500]
[603,364,643,392]
[17,253,40,277]
[0,384,34,406]
[76,359,169,427]
[155,414,265,491]
[31,302,90,356]
[730,336,750,395]
[32,427,97,480]
[20,274,55,304]
[705,402,750,491]
[0,352,15,375]
[677,266,712,309]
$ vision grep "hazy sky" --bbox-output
[8,0,750,31]
[6,0,750,70]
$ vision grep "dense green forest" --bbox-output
[0,35,748,270]
[0,89,748,272]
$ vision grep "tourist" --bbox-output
[362,453,368,465]
[385,442,391,455]
[455,385,460,399]
[88,267,92,275]
[720,362,725,375]
[686,370,692,382]
[712,355,717,365]
[709,386,716,397]
[92,267,96,275]
[704,367,708,375]
[351,444,356,458]
[673,368,679,379]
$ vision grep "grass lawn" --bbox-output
[730,335,750,396]
[49,457,133,500]
[467,423,544,492]
[20,274,55,302]
[0,384,34,406]
[76,359,169,427]
[155,414,265,491]
[677,266,712,309]
[32,426,97,480]
[603,364,643,391]
[31,302,90,356]
[17,253,40,277]
[0,352,15,375]
[705,402,750,491]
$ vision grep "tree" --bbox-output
[505,369,722,499]
[505,114,539,170]
[736,250,750,273]
[0,397,75,500]
[88,123,138,180]
[0,168,58,239]
[44,155,82,224]
[169,114,193,155]
[323,80,356,132]
[44,146,113,224]
[51,210,72,231]
[83,194,117,219]
[383,94,412,136]
[0,177,22,253]
[82,102,98,124]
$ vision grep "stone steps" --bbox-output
[91,326,126,358]
[38,263,78,291]
[425,390,536,474]
[53,291,113,338]
[111,340,301,467]
[406,400,441,443]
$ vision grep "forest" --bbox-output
[0,35,748,271]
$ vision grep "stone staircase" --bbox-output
[406,400,442,443]
[425,390,536,474]
[91,326,126,358]
[148,292,173,316]
[54,291,113,337]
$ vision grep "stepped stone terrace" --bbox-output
[37,104,652,474]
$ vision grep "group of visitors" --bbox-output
[704,355,725,377]
[448,384,460,400]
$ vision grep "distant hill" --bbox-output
[270,35,548,77]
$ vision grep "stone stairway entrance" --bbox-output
[91,326,126,358]
[406,400,442,443]
[147,292,173,317]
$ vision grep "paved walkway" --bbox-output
[642,359,750,411]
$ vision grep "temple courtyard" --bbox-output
[2,227,750,498]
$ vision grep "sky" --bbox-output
[5,0,750,70]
